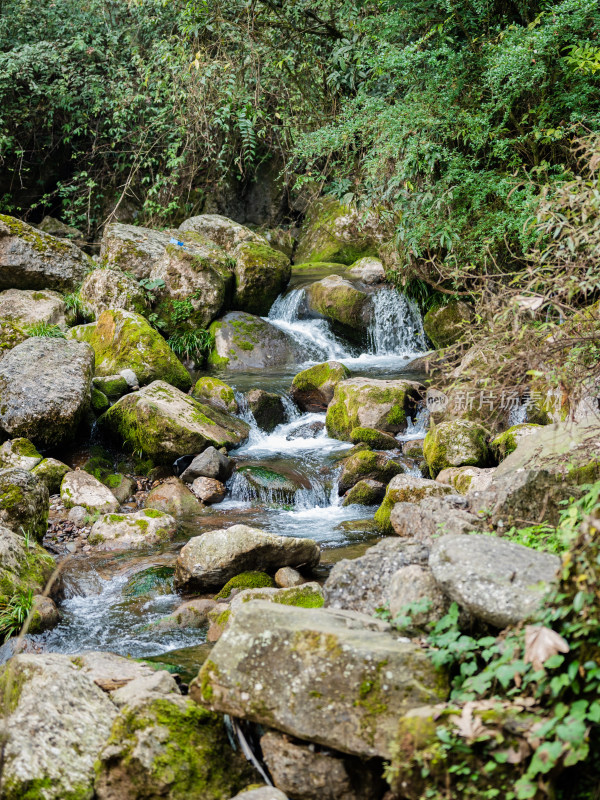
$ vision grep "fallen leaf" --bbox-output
[452,702,489,742]
[524,626,570,671]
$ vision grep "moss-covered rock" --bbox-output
[245,389,286,432]
[0,288,67,329]
[0,524,56,606]
[423,301,473,348]
[102,473,135,504]
[69,309,191,391]
[91,386,110,414]
[208,311,298,370]
[339,450,403,493]
[341,478,387,506]
[238,465,303,503]
[88,508,177,550]
[214,571,276,600]
[350,426,398,449]
[0,437,42,471]
[61,470,119,514]
[423,420,492,477]
[99,380,250,464]
[490,422,543,462]
[0,319,28,361]
[435,465,495,494]
[326,377,424,441]
[0,468,49,541]
[123,565,175,597]
[179,213,268,252]
[99,222,176,280]
[290,360,350,412]
[232,241,291,315]
[93,374,130,399]
[192,376,238,414]
[0,213,94,292]
[374,474,454,533]
[305,275,371,334]
[144,477,203,517]
[79,267,146,319]
[294,197,384,265]
[31,458,72,495]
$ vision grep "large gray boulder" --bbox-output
[346,256,386,285]
[88,509,177,551]
[99,380,250,464]
[290,361,350,412]
[0,288,66,328]
[99,222,174,279]
[179,213,268,251]
[208,311,299,370]
[389,495,483,542]
[0,338,94,446]
[175,524,320,592]
[0,524,56,606]
[429,533,560,628]
[305,275,371,334]
[61,470,119,514]
[79,267,146,318]
[191,602,447,759]
[0,468,49,541]
[374,473,454,533]
[0,214,93,292]
[232,241,291,315]
[324,538,430,616]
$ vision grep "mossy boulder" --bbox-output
[0,288,67,328]
[214,571,276,600]
[290,360,350,412]
[238,465,303,503]
[144,477,203,518]
[0,468,49,542]
[232,241,291,315]
[79,267,146,318]
[0,437,42,471]
[435,465,495,494]
[0,338,95,447]
[88,509,177,551]
[305,275,371,334]
[99,380,250,464]
[341,478,387,506]
[326,377,424,441]
[91,386,110,414]
[490,423,543,462]
[93,373,130,399]
[350,427,398,449]
[422,301,473,348]
[179,213,268,252]
[291,261,346,276]
[30,458,71,495]
[208,311,298,370]
[374,474,453,533]
[192,376,238,413]
[0,213,93,292]
[339,450,403,493]
[102,473,135,504]
[69,309,191,391]
[0,319,28,362]
[294,197,383,265]
[423,420,492,477]
[100,222,177,280]
[123,565,175,597]
[38,214,83,244]
[0,524,56,606]
[245,388,286,431]
[61,470,119,514]
[346,256,386,285]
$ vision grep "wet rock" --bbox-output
[0,288,66,328]
[490,422,544,462]
[350,426,398,449]
[174,524,320,592]
[339,450,403,493]
[180,446,234,484]
[341,478,387,506]
[0,338,94,447]
[290,361,350,412]
[123,566,175,598]
[238,464,303,502]
[30,594,60,632]
[149,233,234,331]
[0,524,56,605]
[69,309,191,391]
[192,376,238,413]
[151,598,217,632]
[208,311,298,370]
[275,566,305,588]
[232,788,289,800]
[61,470,119,514]
[93,374,130,399]
[0,437,42,471]
[403,438,425,458]
[389,496,483,542]
[179,213,268,251]
[88,509,177,551]
[79,267,146,318]
[100,222,175,280]
[429,533,560,628]
[436,465,495,494]
[388,565,449,628]
[324,538,430,616]
[192,602,447,759]
[261,730,384,800]
[191,476,227,504]
[103,474,136,504]
[294,197,383,265]
[346,256,386,285]
[305,275,371,333]
[99,381,250,464]
[375,475,453,533]
[423,301,473,348]
[0,213,93,292]
[246,388,286,431]
[423,420,492,477]
[232,241,291,315]
[92,385,110,414]
[285,420,324,440]
[326,377,423,440]
[214,571,276,599]
[144,477,203,517]
[0,468,48,541]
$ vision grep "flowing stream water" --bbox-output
[35,284,430,674]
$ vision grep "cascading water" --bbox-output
[368,288,427,356]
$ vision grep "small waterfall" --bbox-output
[368,288,426,356]
[269,289,305,323]
[508,400,528,426]
[227,470,329,510]
[281,394,302,422]
[399,406,430,441]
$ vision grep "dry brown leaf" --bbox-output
[497,739,532,765]
[524,625,570,671]
[451,703,489,742]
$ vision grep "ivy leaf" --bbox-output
[524,625,570,671]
